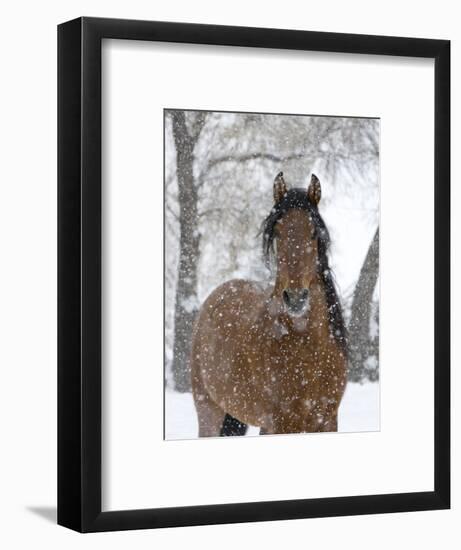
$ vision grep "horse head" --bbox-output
[263,172,326,318]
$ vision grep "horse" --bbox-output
[190,172,348,436]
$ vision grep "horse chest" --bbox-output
[235,326,344,406]
[220,333,345,429]
[265,333,339,381]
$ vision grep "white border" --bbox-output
[102,39,434,511]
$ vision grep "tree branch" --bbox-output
[166,202,179,221]
[205,151,305,171]
[199,207,242,220]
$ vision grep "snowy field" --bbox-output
[165,382,380,440]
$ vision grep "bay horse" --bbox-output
[191,172,347,436]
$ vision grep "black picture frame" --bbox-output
[58,16,450,533]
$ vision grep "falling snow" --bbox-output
[164,110,380,438]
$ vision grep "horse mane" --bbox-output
[262,188,348,355]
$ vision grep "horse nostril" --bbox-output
[282,289,290,306]
[283,288,309,313]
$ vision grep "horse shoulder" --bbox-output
[200,280,267,323]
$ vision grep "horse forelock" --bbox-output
[261,188,348,355]
[262,188,329,260]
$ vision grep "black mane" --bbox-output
[262,188,347,355]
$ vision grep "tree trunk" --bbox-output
[348,227,380,382]
[171,112,201,392]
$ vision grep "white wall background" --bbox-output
[0,0,456,548]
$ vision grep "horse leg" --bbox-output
[315,401,340,432]
[192,378,248,437]
[190,350,247,437]
[194,392,248,436]
[195,394,227,437]
[221,414,247,436]
[318,414,338,432]
[191,367,226,437]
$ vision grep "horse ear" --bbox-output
[307,174,321,205]
[273,172,287,203]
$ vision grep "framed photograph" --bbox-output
[58,17,450,532]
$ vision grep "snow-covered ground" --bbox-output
[165,382,379,440]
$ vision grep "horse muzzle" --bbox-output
[282,288,310,317]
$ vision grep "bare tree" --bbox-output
[347,228,380,382]
[170,110,207,392]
